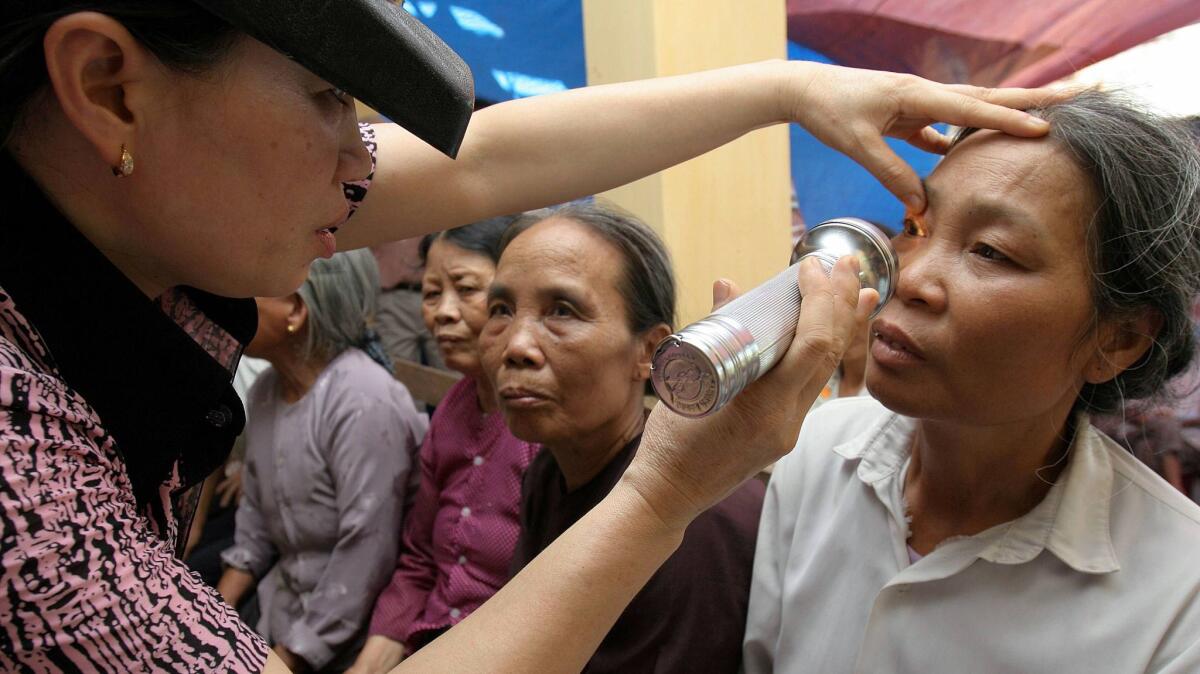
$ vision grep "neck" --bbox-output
[904,404,1076,554]
[270,349,333,403]
[546,400,645,492]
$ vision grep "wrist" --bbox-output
[769,59,820,126]
[611,463,699,539]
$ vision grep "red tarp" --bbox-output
[787,0,1200,86]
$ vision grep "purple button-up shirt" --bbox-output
[369,377,539,649]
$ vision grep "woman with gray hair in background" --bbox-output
[744,90,1200,673]
[217,249,428,673]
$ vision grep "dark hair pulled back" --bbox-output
[501,201,677,334]
[1,2,237,147]
[418,214,518,266]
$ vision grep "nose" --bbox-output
[433,291,461,326]
[335,106,373,184]
[502,317,545,369]
[894,241,948,313]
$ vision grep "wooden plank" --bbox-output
[393,359,463,405]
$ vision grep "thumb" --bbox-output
[712,278,742,311]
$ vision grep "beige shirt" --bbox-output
[744,397,1200,674]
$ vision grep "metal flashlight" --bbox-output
[650,217,897,417]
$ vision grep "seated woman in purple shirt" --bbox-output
[216,249,428,673]
[480,203,766,674]
[353,218,539,672]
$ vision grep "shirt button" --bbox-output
[449,608,462,619]
[473,456,485,466]
[457,555,467,565]
[205,404,232,428]
[460,506,471,518]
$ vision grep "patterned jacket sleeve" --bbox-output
[0,364,269,673]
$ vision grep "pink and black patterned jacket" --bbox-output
[0,126,377,672]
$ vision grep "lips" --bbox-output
[871,320,926,361]
[498,385,553,408]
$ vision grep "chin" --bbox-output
[864,371,933,419]
[500,408,554,445]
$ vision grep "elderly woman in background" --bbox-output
[352,218,540,673]
[480,203,765,673]
[217,249,427,673]
[743,91,1200,673]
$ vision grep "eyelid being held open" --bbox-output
[902,210,929,238]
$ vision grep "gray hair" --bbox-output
[957,90,1200,414]
[296,248,391,370]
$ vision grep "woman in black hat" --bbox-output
[0,2,1058,672]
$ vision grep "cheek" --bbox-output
[136,84,345,295]
[460,298,491,336]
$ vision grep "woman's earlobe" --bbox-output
[1084,309,1163,385]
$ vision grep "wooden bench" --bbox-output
[393,359,463,406]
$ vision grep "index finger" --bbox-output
[914,86,1057,138]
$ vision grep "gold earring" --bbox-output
[112,144,134,177]
[286,324,297,334]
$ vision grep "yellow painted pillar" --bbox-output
[582,0,791,325]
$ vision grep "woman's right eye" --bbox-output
[488,303,512,318]
[423,290,441,302]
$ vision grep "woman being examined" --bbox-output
[480,204,765,673]
[743,91,1200,673]
[352,218,539,673]
[216,249,428,672]
[0,2,1062,670]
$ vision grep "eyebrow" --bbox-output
[487,283,512,303]
[924,178,1036,230]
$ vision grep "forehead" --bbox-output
[930,131,1096,214]
[926,131,1098,250]
[497,218,625,286]
[426,238,494,272]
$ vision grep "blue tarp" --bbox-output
[401,2,938,230]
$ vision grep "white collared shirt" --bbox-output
[743,397,1200,673]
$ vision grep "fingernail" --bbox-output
[1025,113,1049,128]
[713,280,730,305]
[905,194,925,212]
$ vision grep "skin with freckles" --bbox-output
[11,19,371,298]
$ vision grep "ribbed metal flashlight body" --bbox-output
[650,218,896,418]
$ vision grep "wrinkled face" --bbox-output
[421,238,496,376]
[866,131,1101,425]
[479,219,646,448]
[129,36,371,297]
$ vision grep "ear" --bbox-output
[633,323,672,382]
[1083,308,1164,385]
[287,294,310,333]
[41,12,157,170]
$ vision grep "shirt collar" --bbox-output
[835,410,1120,575]
[0,151,254,532]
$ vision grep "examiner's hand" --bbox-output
[779,61,1065,210]
[625,255,877,531]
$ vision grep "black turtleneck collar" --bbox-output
[0,151,255,544]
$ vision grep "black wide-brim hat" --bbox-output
[192,0,474,157]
